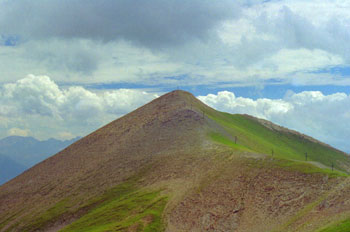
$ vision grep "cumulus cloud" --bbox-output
[198,91,350,152]
[0,75,158,139]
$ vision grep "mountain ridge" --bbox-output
[244,114,348,155]
[0,136,80,185]
[0,135,79,145]
[0,154,27,185]
[0,135,80,167]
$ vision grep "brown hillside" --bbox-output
[1,90,350,232]
[0,90,212,231]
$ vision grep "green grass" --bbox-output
[33,198,71,227]
[60,180,167,232]
[274,159,346,177]
[15,174,167,232]
[318,218,350,232]
[205,110,350,173]
[0,209,25,231]
[209,132,252,152]
[248,158,346,178]
[13,198,74,232]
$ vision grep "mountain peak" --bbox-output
[143,89,210,117]
[166,89,191,95]
[154,90,197,105]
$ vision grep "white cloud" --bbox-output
[57,131,75,140]
[198,90,350,152]
[7,127,30,137]
[0,75,159,139]
[261,49,343,74]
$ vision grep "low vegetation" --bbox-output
[61,180,167,232]
[205,109,349,173]
[14,177,167,232]
[318,218,350,232]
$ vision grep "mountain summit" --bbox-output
[1,90,350,232]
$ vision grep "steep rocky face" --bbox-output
[1,90,350,232]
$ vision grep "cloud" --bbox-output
[57,131,75,140]
[22,39,100,75]
[0,1,350,89]
[7,127,30,137]
[198,90,350,152]
[0,0,240,49]
[1,75,349,153]
[213,2,350,78]
[252,5,350,61]
[0,75,159,139]
[0,39,189,84]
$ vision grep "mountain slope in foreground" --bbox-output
[1,90,350,232]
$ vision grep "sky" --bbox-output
[0,0,350,152]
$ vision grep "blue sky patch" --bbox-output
[0,35,20,46]
[313,66,350,77]
[78,81,350,100]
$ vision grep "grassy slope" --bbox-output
[318,218,350,232]
[204,109,349,173]
[5,176,167,232]
[61,181,167,232]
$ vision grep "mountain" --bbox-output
[1,90,350,232]
[0,136,80,168]
[0,136,80,185]
[0,154,27,185]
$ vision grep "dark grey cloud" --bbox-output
[18,40,101,75]
[0,0,240,49]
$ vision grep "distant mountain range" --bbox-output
[0,154,26,186]
[0,136,80,185]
